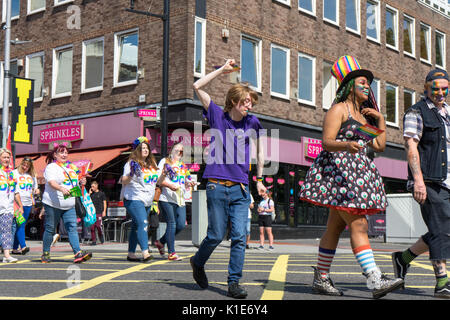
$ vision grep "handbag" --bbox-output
[60,165,88,219]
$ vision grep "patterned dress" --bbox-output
[299,114,387,215]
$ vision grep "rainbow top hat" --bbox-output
[331,56,373,93]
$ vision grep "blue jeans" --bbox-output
[192,182,250,284]
[159,201,186,254]
[43,204,80,255]
[12,206,32,250]
[124,199,151,253]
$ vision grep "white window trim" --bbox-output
[403,14,416,59]
[270,44,290,100]
[322,61,338,110]
[385,4,399,52]
[52,44,73,99]
[240,34,262,93]
[435,30,446,69]
[2,0,20,22]
[386,83,399,128]
[193,17,206,78]
[298,0,316,17]
[25,51,45,102]
[345,0,361,36]
[366,0,380,43]
[403,88,415,112]
[114,28,139,88]
[53,0,74,7]
[274,0,290,6]
[27,0,45,15]
[297,52,316,107]
[371,78,380,104]
[323,0,340,27]
[420,22,432,65]
[81,37,104,94]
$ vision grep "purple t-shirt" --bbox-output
[202,100,264,184]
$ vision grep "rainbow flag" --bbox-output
[355,123,384,140]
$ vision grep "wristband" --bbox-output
[256,176,263,182]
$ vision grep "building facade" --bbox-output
[0,0,448,227]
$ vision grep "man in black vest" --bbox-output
[392,69,450,298]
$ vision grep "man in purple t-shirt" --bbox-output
[191,59,267,299]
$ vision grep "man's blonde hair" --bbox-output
[224,83,258,113]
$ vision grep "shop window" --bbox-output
[403,14,415,58]
[114,29,139,87]
[52,45,73,98]
[82,37,104,93]
[346,0,360,35]
[323,0,339,26]
[25,52,45,101]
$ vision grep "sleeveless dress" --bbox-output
[299,108,387,215]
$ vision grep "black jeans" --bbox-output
[420,183,450,260]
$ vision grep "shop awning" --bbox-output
[15,147,129,184]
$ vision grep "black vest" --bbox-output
[406,99,448,182]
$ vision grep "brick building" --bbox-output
[0,0,448,227]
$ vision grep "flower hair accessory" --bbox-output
[53,142,69,149]
[131,136,149,149]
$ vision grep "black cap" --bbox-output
[425,69,449,82]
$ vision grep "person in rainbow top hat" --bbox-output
[299,55,404,299]
[121,136,166,262]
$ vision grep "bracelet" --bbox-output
[153,201,158,205]
[256,176,263,182]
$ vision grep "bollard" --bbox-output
[191,190,208,247]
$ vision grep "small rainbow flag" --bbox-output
[355,123,384,140]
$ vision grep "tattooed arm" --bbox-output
[405,137,427,204]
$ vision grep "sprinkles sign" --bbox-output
[304,138,323,159]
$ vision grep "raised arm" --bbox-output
[193,59,236,110]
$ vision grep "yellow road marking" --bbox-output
[34,254,193,300]
[260,255,289,300]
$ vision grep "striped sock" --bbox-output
[317,247,336,278]
[401,248,418,265]
[353,245,378,274]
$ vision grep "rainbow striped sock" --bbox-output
[317,247,336,278]
[353,245,378,274]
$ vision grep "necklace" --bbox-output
[0,164,16,189]
[54,161,80,174]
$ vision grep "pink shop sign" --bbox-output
[39,122,84,144]
[304,138,322,159]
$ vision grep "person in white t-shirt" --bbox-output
[41,144,92,264]
[121,136,165,263]
[257,190,275,251]
[0,148,23,263]
[11,158,39,255]
[155,142,196,261]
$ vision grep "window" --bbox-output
[82,37,104,93]
[435,30,446,68]
[366,0,380,42]
[270,44,290,99]
[114,29,138,87]
[322,61,338,109]
[194,17,206,78]
[298,0,315,16]
[275,0,290,5]
[52,45,73,98]
[420,23,431,63]
[298,53,315,105]
[346,0,360,34]
[3,0,20,21]
[54,0,73,6]
[370,78,380,108]
[27,0,45,14]
[385,5,398,50]
[323,0,339,25]
[25,52,44,101]
[403,89,415,113]
[386,83,398,126]
[241,35,262,91]
[403,14,415,57]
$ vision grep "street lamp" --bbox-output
[126,0,170,158]
[1,0,12,148]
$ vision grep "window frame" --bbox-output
[403,88,415,113]
[27,0,45,15]
[322,60,338,110]
[385,82,399,128]
[81,37,105,94]
[298,0,316,17]
[240,34,262,93]
[53,0,74,7]
[297,52,316,107]
[52,44,73,99]
[2,0,20,22]
[323,0,339,26]
[270,43,290,100]
[345,0,361,36]
[113,28,139,88]
[194,16,206,78]
[366,0,380,43]
[435,30,446,69]
[385,4,399,51]
[419,22,432,65]
[25,51,45,102]
[370,78,380,109]
[274,0,290,6]
[403,14,416,58]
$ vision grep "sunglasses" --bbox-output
[23,157,33,162]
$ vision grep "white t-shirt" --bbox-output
[121,161,160,207]
[13,169,37,207]
[0,168,16,215]
[42,163,78,210]
[158,158,191,206]
[258,198,274,216]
